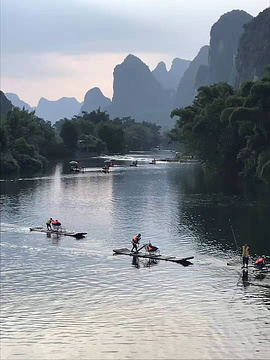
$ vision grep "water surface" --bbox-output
[1,152,270,359]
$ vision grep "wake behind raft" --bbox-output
[113,247,194,266]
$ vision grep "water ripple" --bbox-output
[1,158,269,359]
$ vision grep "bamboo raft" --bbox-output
[113,248,194,265]
[30,227,87,239]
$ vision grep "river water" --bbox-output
[1,151,270,360]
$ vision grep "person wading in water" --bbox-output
[242,244,250,268]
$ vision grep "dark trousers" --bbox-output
[131,243,138,252]
[46,224,51,230]
[243,257,249,266]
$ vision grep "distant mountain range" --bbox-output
[196,10,253,90]
[175,45,210,108]
[5,93,34,112]
[79,87,111,115]
[109,54,173,128]
[3,7,268,128]
[4,89,112,125]
[152,58,191,91]
[35,97,82,123]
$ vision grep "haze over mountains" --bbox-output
[175,45,210,108]
[3,8,269,127]
[152,58,191,91]
[196,10,253,89]
[109,54,173,127]
[5,93,34,112]
[35,97,82,123]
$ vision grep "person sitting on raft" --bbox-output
[46,218,53,230]
[131,233,141,252]
[146,243,159,252]
[254,257,265,269]
[52,220,61,231]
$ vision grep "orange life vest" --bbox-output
[255,258,265,265]
[52,220,61,226]
[133,236,139,243]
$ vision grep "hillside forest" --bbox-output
[170,68,270,183]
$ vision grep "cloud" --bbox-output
[2,0,181,56]
[2,0,268,58]
[2,0,269,105]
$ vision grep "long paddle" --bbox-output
[227,219,241,266]
[133,243,147,253]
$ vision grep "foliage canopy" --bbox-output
[170,69,270,183]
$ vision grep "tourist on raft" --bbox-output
[131,233,141,252]
[46,218,53,230]
[52,220,61,231]
[254,257,265,269]
[146,243,159,252]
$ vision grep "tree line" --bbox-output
[54,109,162,155]
[0,108,162,177]
[170,67,270,183]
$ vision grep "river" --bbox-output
[1,151,270,359]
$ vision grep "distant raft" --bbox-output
[113,248,194,266]
[30,227,87,239]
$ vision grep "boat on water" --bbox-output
[102,166,110,173]
[69,160,85,173]
[70,167,81,172]
[130,160,138,167]
[104,159,115,167]
[30,227,87,239]
[113,247,193,266]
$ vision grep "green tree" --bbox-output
[0,125,8,152]
[170,70,270,183]
[95,121,125,153]
[60,120,78,150]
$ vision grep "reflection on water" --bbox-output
[1,153,269,359]
[170,165,270,256]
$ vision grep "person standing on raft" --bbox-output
[46,218,53,230]
[131,234,141,253]
[242,244,250,268]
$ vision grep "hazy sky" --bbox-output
[1,0,269,106]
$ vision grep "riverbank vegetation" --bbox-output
[54,110,162,155]
[0,108,65,177]
[0,108,163,177]
[170,68,270,183]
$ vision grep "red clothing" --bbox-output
[52,221,61,226]
[255,258,265,266]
